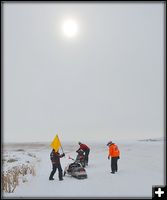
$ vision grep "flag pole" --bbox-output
[58,134,64,154]
[60,145,65,154]
[56,133,65,155]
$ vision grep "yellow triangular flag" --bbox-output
[50,134,61,152]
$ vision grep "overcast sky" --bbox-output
[3,2,164,143]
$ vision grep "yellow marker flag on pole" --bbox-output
[50,134,62,152]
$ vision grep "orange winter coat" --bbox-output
[108,143,120,157]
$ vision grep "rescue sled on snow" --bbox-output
[64,162,87,179]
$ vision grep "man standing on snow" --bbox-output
[49,149,65,181]
[107,141,120,174]
[76,142,90,166]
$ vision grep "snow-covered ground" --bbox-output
[2,139,165,198]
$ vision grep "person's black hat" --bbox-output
[107,141,113,146]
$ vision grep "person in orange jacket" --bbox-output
[107,141,120,174]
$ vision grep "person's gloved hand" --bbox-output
[118,156,120,159]
[108,156,110,160]
[62,153,65,157]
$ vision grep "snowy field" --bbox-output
[2,139,165,198]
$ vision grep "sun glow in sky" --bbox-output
[62,19,78,38]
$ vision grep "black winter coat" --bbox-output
[50,150,64,165]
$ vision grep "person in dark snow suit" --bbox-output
[49,149,65,181]
[76,142,90,166]
[75,149,86,167]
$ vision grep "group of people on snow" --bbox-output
[49,141,120,181]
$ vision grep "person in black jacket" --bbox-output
[49,149,65,181]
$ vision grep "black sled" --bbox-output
[64,162,87,179]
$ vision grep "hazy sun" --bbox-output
[62,19,78,38]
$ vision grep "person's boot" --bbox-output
[49,177,54,180]
[59,178,63,181]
